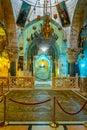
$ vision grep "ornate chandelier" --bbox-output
[41,0,54,40]
[41,15,54,40]
[27,0,58,48]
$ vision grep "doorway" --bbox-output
[34,55,52,88]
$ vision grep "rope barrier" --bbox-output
[8,98,51,106]
[56,99,87,115]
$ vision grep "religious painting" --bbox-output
[16,1,31,27]
[56,1,70,27]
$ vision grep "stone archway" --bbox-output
[70,0,87,48]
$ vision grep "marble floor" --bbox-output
[0,90,87,123]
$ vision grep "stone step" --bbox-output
[35,84,51,88]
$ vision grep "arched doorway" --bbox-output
[34,54,52,88]
[17,16,69,89]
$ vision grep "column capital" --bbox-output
[6,45,18,62]
[66,48,80,63]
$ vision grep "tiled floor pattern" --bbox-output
[0,123,87,130]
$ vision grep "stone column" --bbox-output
[67,48,80,76]
[6,46,18,76]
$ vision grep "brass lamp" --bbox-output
[41,16,54,40]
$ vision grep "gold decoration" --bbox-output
[80,54,84,58]
[27,38,31,42]
[20,46,23,50]
[0,27,7,53]
[63,39,67,43]
[53,13,58,19]
[0,27,6,42]
[66,48,80,63]
[50,122,59,128]
[42,16,54,40]
[81,37,87,42]
[38,59,48,70]
[37,15,40,20]
[6,46,18,61]
[58,27,62,30]
[32,26,36,30]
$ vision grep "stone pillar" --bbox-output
[79,78,87,95]
[67,48,80,76]
[10,61,16,76]
[68,62,76,76]
[6,46,18,76]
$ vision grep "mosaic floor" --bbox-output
[0,90,87,123]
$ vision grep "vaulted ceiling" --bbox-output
[11,0,78,26]
[0,0,87,51]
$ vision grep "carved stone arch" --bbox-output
[70,0,87,48]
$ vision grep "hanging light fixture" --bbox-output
[29,0,58,42]
[41,0,54,40]
[37,15,41,20]
[53,13,58,19]
[41,15,54,40]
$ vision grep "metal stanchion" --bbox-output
[0,95,7,127]
[1,83,3,95]
[4,96,6,124]
[0,96,4,127]
[3,95,8,126]
[50,97,59,128]
[84,122,87,127]
[8,75,10,91]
